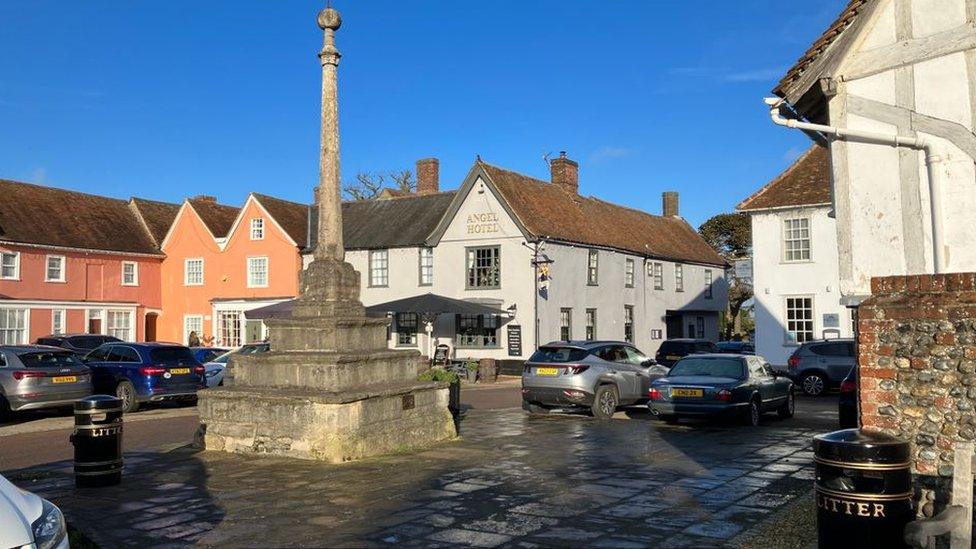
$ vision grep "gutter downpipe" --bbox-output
[765,97,948,274]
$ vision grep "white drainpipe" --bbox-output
[764,97,949,274]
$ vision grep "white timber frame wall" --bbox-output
[824,0,976,300]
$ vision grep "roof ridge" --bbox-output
[737,145,822,210]
[131,196,180,207]
[252,192,309,207]
[478,160,551,187]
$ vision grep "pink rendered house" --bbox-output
[0,179,179,344]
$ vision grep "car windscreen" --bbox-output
[669,357,745,378]
[18,351,83,368]
[529,347,589,363]
[149,347,197,365]
[211,351,234,364]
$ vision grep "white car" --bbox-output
[0,473,69,549]
[203,342,270,388]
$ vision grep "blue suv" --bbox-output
[84,343,206,412]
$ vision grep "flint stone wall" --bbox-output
[859,273,976,479]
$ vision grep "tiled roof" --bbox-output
[339,192,457,250]
[737,146,832,211]
[187,197,239,238]
[0,179,162,254]
[130,197,181,245]
[479,162,727,267]
[774,0,871,99]
[253,193,310,248]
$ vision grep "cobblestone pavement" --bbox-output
[7,405,831,548]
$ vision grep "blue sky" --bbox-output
[0,1,844,229]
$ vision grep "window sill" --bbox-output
[780,260,814,265]
[0,277,20,282]
[247,285,270,289]
[45,279,66,284]
[465,287,501,291]
[369,285,390,289]
[122,283,139,287]
[455,345,502,350]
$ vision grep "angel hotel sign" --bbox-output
[467,212,500,234]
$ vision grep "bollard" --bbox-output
[814,429,913,548]
[71,395,124,488]
[478,358,497,384]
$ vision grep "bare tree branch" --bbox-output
[342,170,414,200]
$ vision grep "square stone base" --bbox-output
[198,382,457,463]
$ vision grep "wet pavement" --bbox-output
[7,402,834,547]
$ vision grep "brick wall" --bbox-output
[858,273,976,478]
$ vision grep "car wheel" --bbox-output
[116,381,140,413]
[744,398,761,426]
[591,385,618,420]
[801,373,827,396]
[778,390,795,419]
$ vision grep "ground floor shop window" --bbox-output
[107,310,133,341]
[0,308,27,344]
[51,309,65,335]
[786,297,814,343]
[396,313,419,346]
[218,311,243,347]
[184,315,204,345]
[456,314,500,348]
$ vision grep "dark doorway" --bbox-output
[88,318,102,334]
[687,323,695,338]
[665,314,682,339]
[145,313,158,342]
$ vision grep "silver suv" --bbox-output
[521,341,668,419]
[0,345,93,420]
[787,338,856,396]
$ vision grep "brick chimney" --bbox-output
[662,191,679,217]
[550,151,579,194]
[416,158,439,195]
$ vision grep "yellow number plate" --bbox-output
[671,388,703,398]
[169,368,191,375]
[666,355,680,361]
[535,367,559,376]
[51,376,77,384]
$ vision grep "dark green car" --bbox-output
[648,354,794,426]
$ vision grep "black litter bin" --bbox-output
[813,429,912,548]
[71,395,124,488]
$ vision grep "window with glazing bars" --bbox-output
[784,218,811,261]
[466,247,500,289]
[786,297,814,343]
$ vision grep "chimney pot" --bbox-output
[416,158,439,195]
[550,152,579,195]
[663,191,679,217]
[192,195,217,203]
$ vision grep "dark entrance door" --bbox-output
[665,314,682,339]
[88,319,102,334]
[145,313,158,342]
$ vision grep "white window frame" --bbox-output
[0,308,29,345]
[184,314,204,346]
[1,251,20,280]
[51,308,66,335]
[587,249,599,285]
[651,262,663,290]
[585,308,597,341]
[395,312,419,347]
[704,269,713,299]
[783,217,812,262]
[675,263,684,292]
[106,309,134,341]
[418,247,434,286]
[369,250,390,288]
[247,256,269,288]
[45,255,66,283]
[184,258,204,286]
[215,310,243,347]
[624,258,635,288]
[785,296,815,345]
[122,261,139,286]
[250,218,265,240]
[560,308,572,341]
[623,305,634,343]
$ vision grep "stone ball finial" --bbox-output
[317,7,342,31]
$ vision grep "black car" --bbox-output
[716,341,755,355]
[648,354,794,426]
[838,367,858,428]
[35,334,122,358]
[655,339,719,368]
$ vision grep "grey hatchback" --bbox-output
[0,345,92,419]
[521,341,668,419]
[787,338,856,396]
